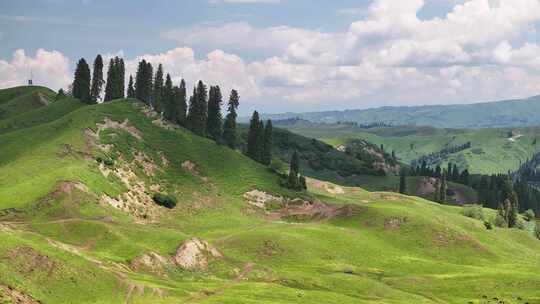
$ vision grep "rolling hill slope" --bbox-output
[261,95,540,128]
[0,86,539,304]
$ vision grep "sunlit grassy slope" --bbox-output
[0,86,539,304]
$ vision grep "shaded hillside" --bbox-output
[277,120,540,175]
[262,95,540,128]
[239,125,399,185]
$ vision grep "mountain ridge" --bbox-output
[256,95,540,129]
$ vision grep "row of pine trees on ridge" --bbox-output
[71,54,305,190]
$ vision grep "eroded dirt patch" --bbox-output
[133,152,158,177]
[85,117,142,153]
[244,190,359,221]
[182,160,209,182]
[5,246,58,277]
[384,217,408,229]
[172,238,223,270]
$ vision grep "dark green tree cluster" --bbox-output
[284,151,307,190]
[245,111,273,165]
[411,162,469,185]
[130,60,238,145]
[72,58,92,103]
[104,56,125,102]
[187,81,208,136]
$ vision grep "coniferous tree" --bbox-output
[500,177,519,227]
[90,54,104,102]
[127,75,135,98]
[103,58,115,101]
[246,111,263,161]
[399,169,407,194]
[206,86,223,141]
[56,89,66,101]
[262,120,273,165]
[163,74,174,121]
[152,64,164,113]
[452,164,460,182]
[72,58,91,103]
[175,79,187,126]
[135,60,153,104]
[285,151,306,190]
[434,178,440,202]
[116,57,125,99]
[187,81,208,135]
[223,89,240,149]
[439,174,447,203]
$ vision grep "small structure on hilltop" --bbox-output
[27,69,33,86]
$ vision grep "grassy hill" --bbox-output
[278,121,540,175]
[0,86,539,303]
[260,95,540,128]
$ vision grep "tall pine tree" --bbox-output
[72,58,91,103]
[206,86,223,141]
[246,111,263,162]
[223,90,240,149]
[175,79,187,126]
[127,75,135,98]
[163,74,174,121]
[439,174,447,203]
[152,64,164,113]
[262,120,273,165]
[90,54,104,103]
[103,58,115,101]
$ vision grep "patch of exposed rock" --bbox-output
[99,163,162,223]
[0,285,41,304]
[133,151,158,176]
[85,117,142,151]
[140,105,178,130]
[172,238,222,270]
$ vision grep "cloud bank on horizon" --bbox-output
[1,0,540,114]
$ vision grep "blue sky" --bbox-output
[1,0,540,114]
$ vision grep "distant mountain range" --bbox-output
[257,95,540,128]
